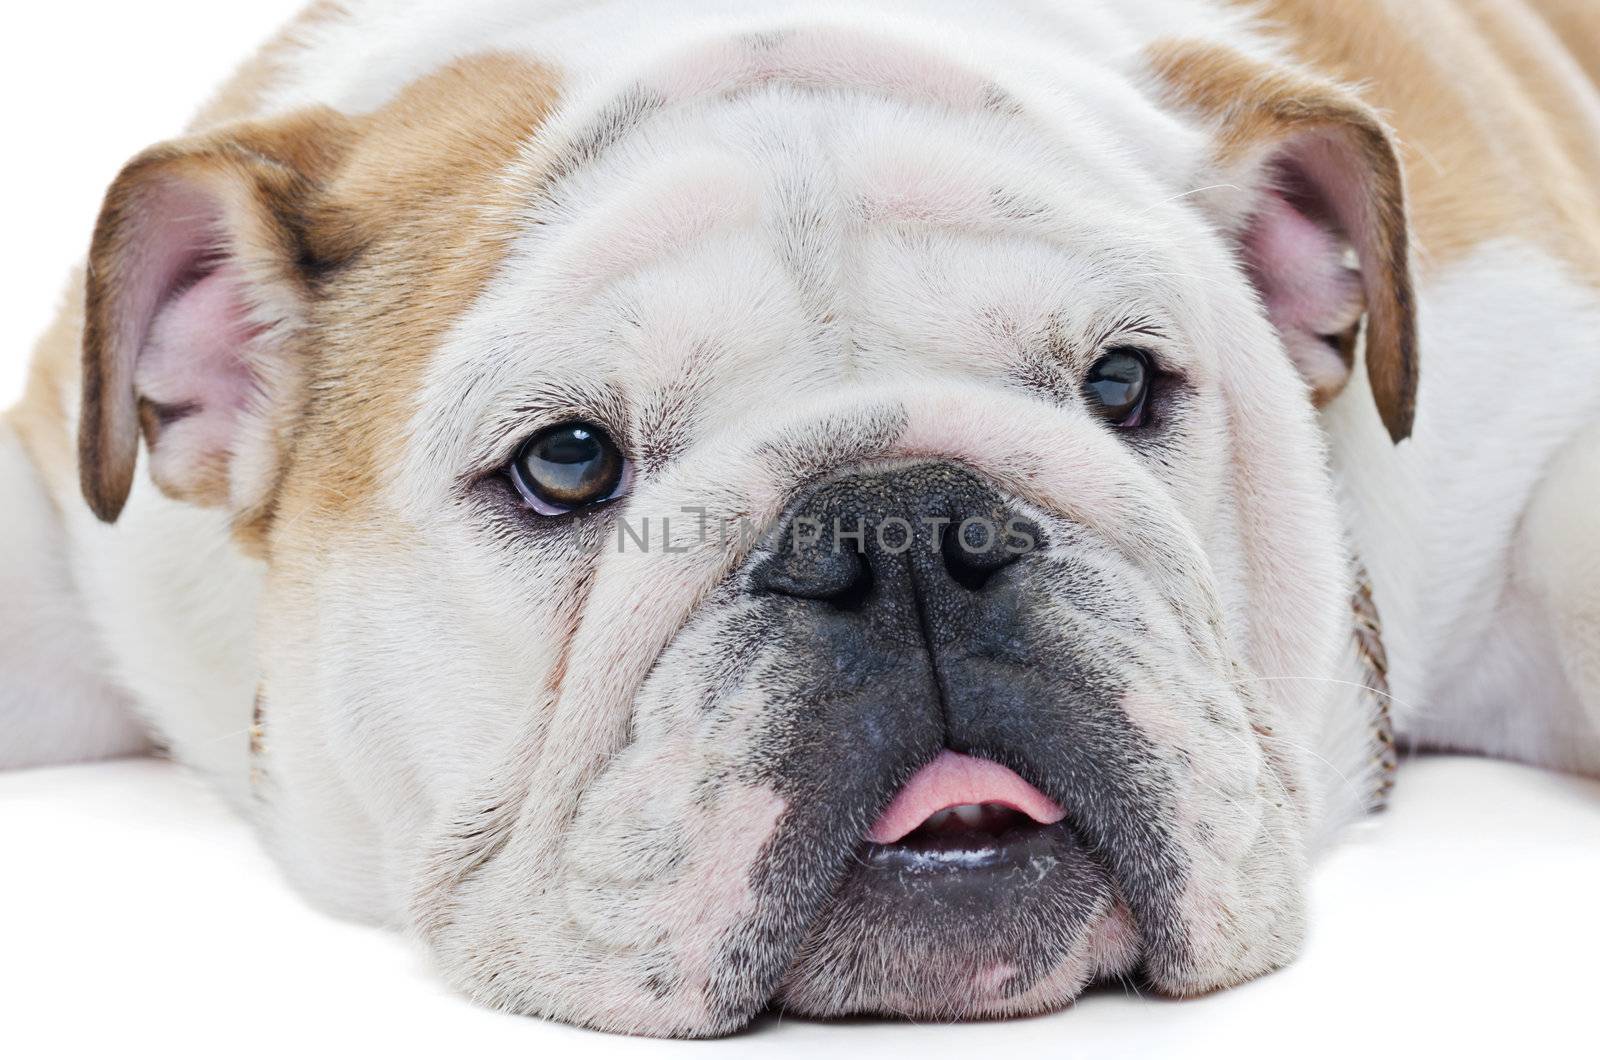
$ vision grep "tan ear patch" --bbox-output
[1147,39,1418,442]
[76,52,563,543]
[79,108,361,524]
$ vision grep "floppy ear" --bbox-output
[1148,41,1418,443]
[80,111,357,524]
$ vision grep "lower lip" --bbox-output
[861,817,1074,874]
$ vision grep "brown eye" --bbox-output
[510,422,628,514]
[1084,348,1153,427]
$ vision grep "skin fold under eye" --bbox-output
[1083,347,1154,428]
[509,421,630,515]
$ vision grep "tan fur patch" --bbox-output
[1523,0,1600,94]
[1229,0,1600,285]
[270,53,564,538]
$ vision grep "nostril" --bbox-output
[757,546,874,611]
[940,518,1022,591]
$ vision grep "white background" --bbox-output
[2,3,1598,1057]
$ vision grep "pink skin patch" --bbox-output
[867,750,1066,843]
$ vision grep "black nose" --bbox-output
[751,463,1039,643]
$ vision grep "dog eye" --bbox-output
[509,422,629,515]
[1084,348,1153,427]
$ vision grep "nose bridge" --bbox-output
[751,461,1040,647]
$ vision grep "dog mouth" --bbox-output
[854,750,1085,885]
[863,750,1069,866]
[870,802,1043,859]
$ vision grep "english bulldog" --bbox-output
[4,0,1600,1037]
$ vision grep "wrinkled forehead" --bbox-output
[404,26,1222,488]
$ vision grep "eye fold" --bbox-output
[510,422,628,514]
[1084,347,1154,427]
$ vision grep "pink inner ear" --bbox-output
[136,266,261,462]
[119,181,264,498]
[1239,150,1368,399]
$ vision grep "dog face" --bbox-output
[78,28,1415,1035]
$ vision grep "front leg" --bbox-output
[1517,418,1600,776]
[0,415,147,768]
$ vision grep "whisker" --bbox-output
[1133,182,1241,217]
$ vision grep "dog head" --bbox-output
[77,25,1414,1035]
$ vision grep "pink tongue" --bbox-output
[867,750,1066,844]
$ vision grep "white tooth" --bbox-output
[923,808,954,831]
[954,804,985,827]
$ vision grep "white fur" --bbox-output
[0,421,147,768]
[1323,239,1600,773]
